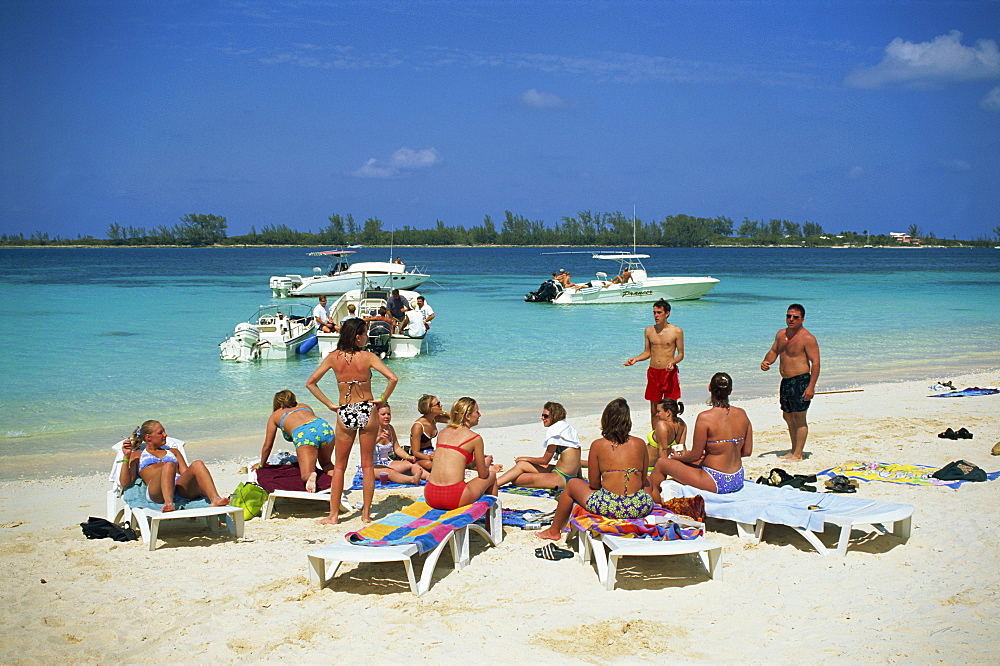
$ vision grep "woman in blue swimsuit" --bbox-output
[119,420,229,512]
[537,398,654,542]
[256,390,335,493]
[648,372,753,503]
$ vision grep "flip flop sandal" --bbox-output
[938,428,958,440]
[956,428,974,439]
[534,543,574,560]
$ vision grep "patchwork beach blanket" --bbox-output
[569,505,703,540]
[349,467,426,491]
[346,496,496,554]
[819,462,1000,488]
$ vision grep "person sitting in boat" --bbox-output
[386,289,409,324]
[496,401,581,490]
[647,372,753,504]
[402,307,426,338]
[256,390,335,492]
[555,269,585,291]
[394,256,404,265]
[365,306,397,335]
[119,420,230,511]
[536,398,653,541]
[414,295,435,329]
[612,267,633,284]
[313,295,337,334]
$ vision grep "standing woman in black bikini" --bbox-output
[306,318,398,525]
[409,394,449,471]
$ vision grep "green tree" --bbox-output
[175,214,227,246]
[906,223,921,239]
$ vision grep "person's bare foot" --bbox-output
[162,502,176,512]
[536,527,562,541]
[779,453,803,462]
[306,472,318,493]
[210,496,230,507]
[410,475,421,485]
[317,516,340,525]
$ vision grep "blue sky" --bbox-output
[2,0,999,240]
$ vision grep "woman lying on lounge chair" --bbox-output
[424,397,502,510]
[648,372,753,503]
[537,398,653,541]
[119,420,230,512]
[255,390,335,493]
[374,403,428,485]
[497,401,581,489]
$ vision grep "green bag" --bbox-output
[230,482,268,520]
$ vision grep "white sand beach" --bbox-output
[2,370,998,662]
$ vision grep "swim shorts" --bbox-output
[585,488,654,520]
[644,367,680,402]
[780,373,812,413]
[291,418,335,448]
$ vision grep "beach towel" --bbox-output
[502,508,554,528]
[568,505,703,540]
[256,464,333,493]
[928,387,999,398]
[346,496,496,554]
[348,467,426,491]
[819,462,1000,488]
[121,479,211,511]
[499,484,559,498]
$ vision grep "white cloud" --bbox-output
[848,166,865,180]
[519,88,567,110]
[940,158,971,172]
[981,85,1000,110]
[845,31,1000,89]
[352,147,442,179]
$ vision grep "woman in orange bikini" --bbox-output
[306,318,398,524]
[424,397,502,510]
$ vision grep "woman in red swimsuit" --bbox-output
[424,397,502,510]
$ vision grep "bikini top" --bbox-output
[414,421,434,451]
[138,445,178,473]
[436,435,477,465]
[374,431,395,466]
[278,407,311,442]
[706,436,745,445]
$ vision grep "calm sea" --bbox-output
[1,246,998,476]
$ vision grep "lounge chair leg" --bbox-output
[263,495,277,520]
[835,524,852,557]
[892,516,912,542]
[700,545,723,580]
[147,517,162,551]
[606,552,620,591]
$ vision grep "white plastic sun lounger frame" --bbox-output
[569,519,722,590]
[730,497,914,557]
[307,496,503,596]
[247,469,352,519]
[108,440,244,551]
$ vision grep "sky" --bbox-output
[2,0,999,241]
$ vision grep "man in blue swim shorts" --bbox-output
[761,303,820,462]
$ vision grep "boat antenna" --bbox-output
[632,205,637,253]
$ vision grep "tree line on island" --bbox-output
[3,212,998,247]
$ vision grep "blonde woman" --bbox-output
[424,397,501,510]
[374,403,428,485]
[409,393,449,470]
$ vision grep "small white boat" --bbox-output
[269,250,429,297]
[316,287,427,359]
[220,304,317,362]
[525,253,719,305]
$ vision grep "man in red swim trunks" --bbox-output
[624,299,685,429]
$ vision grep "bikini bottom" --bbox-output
[703,465,745,494]
[425,481,467,510]
[338,401,373,431]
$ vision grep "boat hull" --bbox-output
[316,287,427,358]
[316,332,425,358]
[289,271,428,296]
[220,305,317,361]
[550,276,719,304]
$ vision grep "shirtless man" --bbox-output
[624,299,684,428]
[761,303,820,462]
[611,267,632,284]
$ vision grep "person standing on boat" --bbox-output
[624,299,684,429]
[386,288,409,324]
[313,295,337,334]
[414,295,435,329]
[760,303,820,462]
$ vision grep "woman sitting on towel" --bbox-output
[255,390,335,493]
[537,398,653,541]
[375,403,429,485]
[119,420,230,512]
[424,397,502,510]
[409,394,449,471]
[496,401,582,489]
[306,318,398,525]
[648,372,753,503]
[647,398,687,463]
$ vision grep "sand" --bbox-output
[2,370,998,663]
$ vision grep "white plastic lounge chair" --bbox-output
[569,517,722,590]
[307,496,502,596]
[108,440,244,551]
[248,468,352,519]
[663,480,914,557]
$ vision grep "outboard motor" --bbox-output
[366,321,393,358]
[524,279,564,303]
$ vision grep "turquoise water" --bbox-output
[1,246,998,475]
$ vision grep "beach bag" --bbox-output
[80,517,138,542]
[932,460,987,482]
[230,482,268,520]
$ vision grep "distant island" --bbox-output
[3,211,998,248]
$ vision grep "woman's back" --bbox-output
[431,426,478,485]
[329,350,374,402]
[700,406,751,470]
[278,404,316,433]
[594,436,647,495]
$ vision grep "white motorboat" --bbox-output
[269,250,429,297]
[524,253,719,305]
[219,304,317,362]
[316,287,427,359]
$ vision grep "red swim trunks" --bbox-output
[645,367,680,401]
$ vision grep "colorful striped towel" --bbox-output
[569,505,703,540]
[820,462,1000,488]
[346,496,496,554]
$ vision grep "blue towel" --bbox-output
[121,479,211,512]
